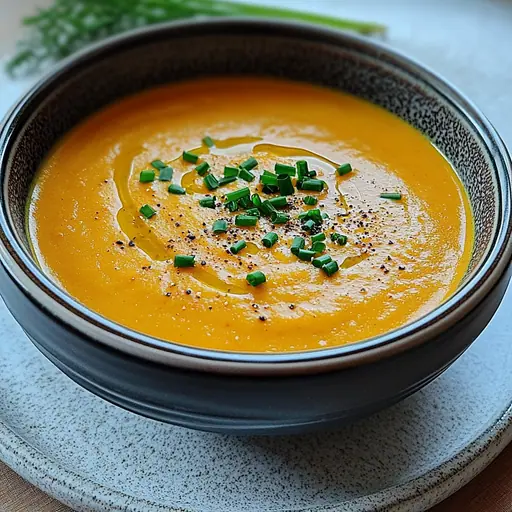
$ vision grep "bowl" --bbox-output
[0,19,511,435]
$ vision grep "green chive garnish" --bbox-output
[306,209,323,224]
[297,212,309,220]
[195,162,210,176]
[224,166,239,177]
[322,260,339,276]
[274,163,296,176]
[312,254,332,268]
[322,212,330,219]
[252,194,262,208]
[297,249,316,261]
[311,241,326,253]
[262,184,279,194]
[268,196,288,208]
[151,159,166,170]
[380,192,402,200]
[239,195,252,209]
[230,240,247,254]
[278,174,294,196]
[182,151,199,164]
[271,211,289,224]
[246,270,266,287]
[202,135,214,148]
[225,187,250,203]
[311,233,326,242]
[337,163,352,176]
[139,204,156,219]
[245,208,261,218]
[226,201,239,212]
[262,232,278,248]
[303,219,316,232]
[260,174,278,186]
[301,179,324,192]
[296,180,304,190]
[296,160,308,180]
[168,184,186,195]
[260,200,277,217]
[212,219,228,234]
[235,215,258,227]
[240,157,258,170]
[199,196,216,208]
[139,170,155,183]
[204,174,219,191]
[218,176,237,187]
[158,166,173,181]
[308,170,317,178]
[174,255,195,268]
[303,195,318,205]
[239,168,256,182]
[331,233,348,245]
[291,236,305,255]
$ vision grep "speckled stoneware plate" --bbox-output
[1,1,512,511]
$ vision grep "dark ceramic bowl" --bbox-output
[0,19,511,434]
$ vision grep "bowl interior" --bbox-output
[0,21,507,344]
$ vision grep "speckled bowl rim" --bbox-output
[0,390,510,511]
[0,18,511,375]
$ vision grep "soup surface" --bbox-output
[28,78,473,352]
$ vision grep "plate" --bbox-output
[0,1,511,511]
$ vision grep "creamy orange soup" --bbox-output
[27,77,473,352]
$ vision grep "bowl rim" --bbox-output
[1,17,511,375]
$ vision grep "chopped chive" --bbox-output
[278,174,294,196]
[139,170,155,183]
[245,208,261,218]
[225,187,250,203]
[139,204,156,219]
[312,254,332,268]
[151,159,166,170]
[212,219,228,234]
[303,195,318,206]
[311,241,326,253]
[262,184,279,194]
[380,192,402,200]
[301,179,324,192]
[260,174,278,186]
[240,157,258,170]
[252,194,262,208]
[174,254,195,268]
[274,163,296,176]
[322,260,339,276]
[303,219,316,232]
[199,196,216,208]
[224,166,239,177]
[291,236,305,255]
[322,212,330,219]
[218,176,237,187]
[158,166,173,181]
[246,270,266,287]
[168,184,186,195]
[263,170,277,177]
[311,233,326,242]
[296,160,308,180]
[202,135,215,148]
[235,215,258,227]
[331,233,348,245]
[271,211,289,224]
[306,209,323,224]
[260,200,277,217]
[239,168,256,182]
[262,232,278,248]
[337,163,352,176]
[308,170,317,178]
[239,195,252,209]
[195,161,210,176]
[204,174,219,191]
[230,240,247,254]
[297,249,316,261]
[268,196,288,208]
[182,151,199,164]
[226,200,239,212]
[296,180,304,190]
[297,212,309,220]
